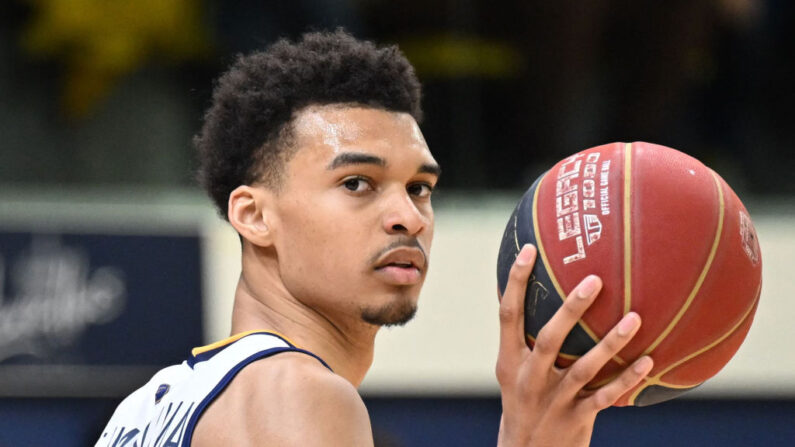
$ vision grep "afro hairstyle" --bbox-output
[194,29,423,218]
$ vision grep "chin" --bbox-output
[360,298,418,327]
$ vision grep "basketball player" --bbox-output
[96,30,653,446]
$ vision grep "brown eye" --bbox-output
[342,177,372,193]
[408,183,433,198]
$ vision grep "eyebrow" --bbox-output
[327,152,385,170]
[419,163,442,177]
[327,152,442,177]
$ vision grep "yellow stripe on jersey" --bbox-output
[191,330,300,357]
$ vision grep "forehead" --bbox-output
[289,105,433,164]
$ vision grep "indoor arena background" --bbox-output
[1,1,794,445]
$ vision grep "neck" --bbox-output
[229,244,378,388]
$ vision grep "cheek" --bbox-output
[423,209,435,250]
[277,231,345,304]
[275,200,373,298]
[278,216,336,275]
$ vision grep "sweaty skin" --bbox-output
[191,105,653,446]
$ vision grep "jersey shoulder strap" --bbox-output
[96,331,330,447]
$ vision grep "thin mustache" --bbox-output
[368,238,427,267]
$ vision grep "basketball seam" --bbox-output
[525,334,581,361]
[512,212,520,252]
[642,170,725,356]
[627,281,762,404]
[623,142,633,315]
[655,281,762,384]
[532,174,606,353]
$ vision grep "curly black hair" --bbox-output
[194,29,423,219]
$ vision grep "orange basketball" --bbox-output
[496,142,763,406]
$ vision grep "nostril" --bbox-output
[391,224,407,232]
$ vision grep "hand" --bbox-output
[496,244,654,447]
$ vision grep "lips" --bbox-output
[374,247,426,271]
[373,247,426,285]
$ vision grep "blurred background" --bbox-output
[1,0,794,445]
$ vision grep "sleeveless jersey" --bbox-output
[95,330,330,447]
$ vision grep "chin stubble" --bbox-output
[360,300,418,327]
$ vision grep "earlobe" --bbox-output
[228,185,275,247]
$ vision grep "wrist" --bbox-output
[496,414,531,447]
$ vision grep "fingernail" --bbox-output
[618,312,640,336]
[633,356,653,374]
[515,244,535,266]
[576,275,599,299]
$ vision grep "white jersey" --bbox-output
[95,330,329,447]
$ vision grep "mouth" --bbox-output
[380,261,417,269]
[373,264,422,285]
[373,247,426,285]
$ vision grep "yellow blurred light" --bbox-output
[21,0,212,120]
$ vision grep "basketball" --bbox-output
[496,142,763,406]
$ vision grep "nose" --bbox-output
[382,190,430,236]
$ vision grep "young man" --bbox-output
[96,30,653,446]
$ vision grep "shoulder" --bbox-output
[240,351,370,427]
[193,351,373,447]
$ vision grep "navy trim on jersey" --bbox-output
[180,345,332,446]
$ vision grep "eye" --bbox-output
[342,176,373,193]
[408,182,434,198]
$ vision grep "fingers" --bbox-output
[532,275,602,365]
[563,312,642,390]
[498,244,537,358]
[587,356,654,410]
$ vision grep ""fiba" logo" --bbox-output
[739,211,760,266]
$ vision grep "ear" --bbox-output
[227,185,276,247]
